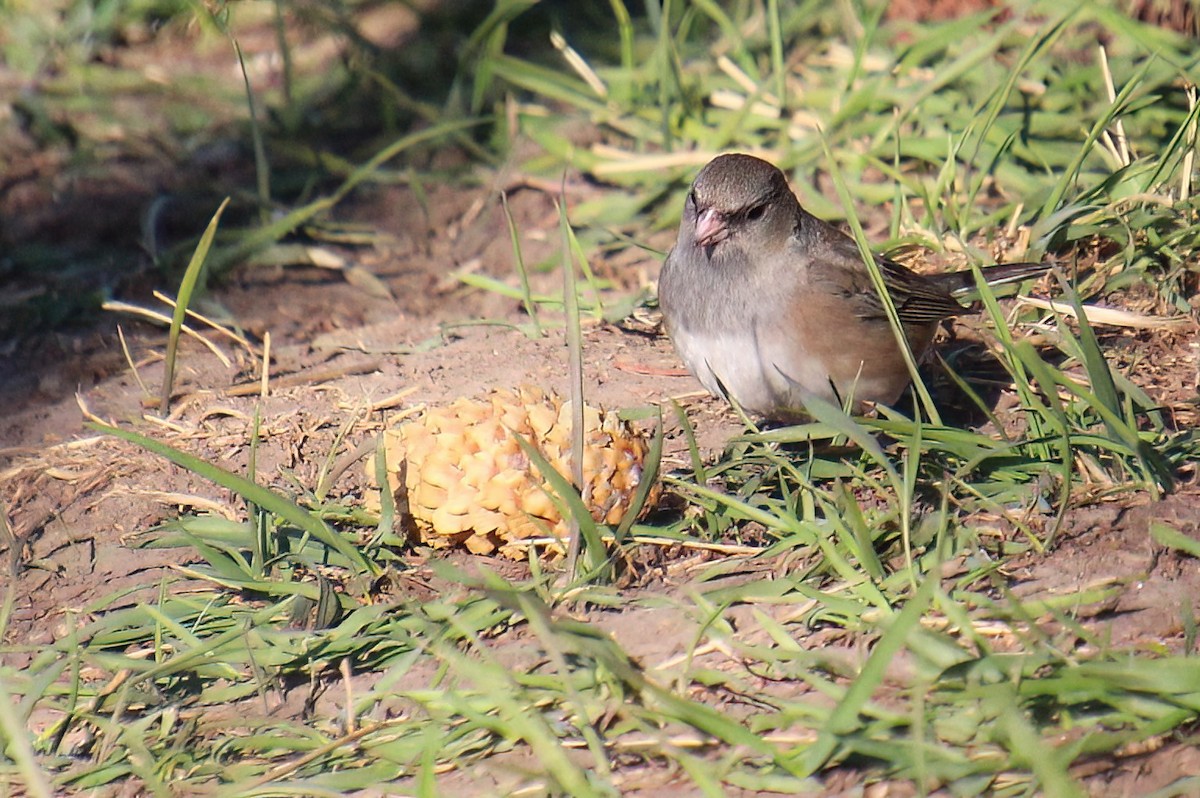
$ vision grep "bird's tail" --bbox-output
[928,261,1052,297]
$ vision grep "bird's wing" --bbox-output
[815,230,966,325]
[876,258,970,323]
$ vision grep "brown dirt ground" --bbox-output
[4,172,1200,794]
[3,8,1200,797]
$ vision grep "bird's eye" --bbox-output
[746,204,766,221]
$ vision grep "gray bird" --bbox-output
[658,153,1049,418]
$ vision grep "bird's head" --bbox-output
[684,153,797,260]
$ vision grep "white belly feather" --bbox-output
[672,328,840,415]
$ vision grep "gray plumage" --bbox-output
[658,153,1049,418]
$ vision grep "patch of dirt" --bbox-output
[1007,484,1200,652]
[0,172,729,651]
[5,159,1200,798]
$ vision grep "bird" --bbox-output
[657,153,1050,419]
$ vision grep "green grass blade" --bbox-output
[159,197,229,415]
[86,421,374,575]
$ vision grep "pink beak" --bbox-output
[694,207,729,249]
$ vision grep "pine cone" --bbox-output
[366,387,659,556]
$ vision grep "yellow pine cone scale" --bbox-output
[367,387,659,557]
